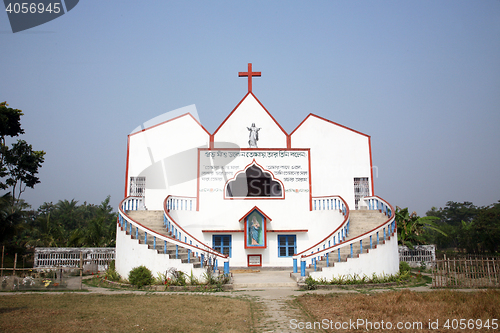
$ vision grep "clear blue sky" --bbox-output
[1,1,499,215]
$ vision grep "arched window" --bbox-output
[225,162,284,198]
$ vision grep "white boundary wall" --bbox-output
[399,245,436,268]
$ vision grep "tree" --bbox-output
[4,140,45,202]
[466,201,500,254]
[21,196,117,248]
[0,101,45,204]
[0,101,24,188]
[0,101,24,162]
[427,201,479,226]
[426,201,481,250]
[0,193,23,243]
[395,206,446,248]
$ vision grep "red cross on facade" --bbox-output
[239,63,261,92]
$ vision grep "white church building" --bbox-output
[116,64,398,281]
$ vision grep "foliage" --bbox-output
[153,271,168,285]
[12,196,117,248]
[399,261,411,274]
[305,271,412,289]
[395,206,446,248]
[167,267,187,286]
[426,201,500,254]
[3,140,45,202]
[0,102,114,248]
[0,102,45,203]
[203,269,218,286]
[128,266,154,288]
[427,201,479,226]
[104,261,120,282]
[304,276,319,290]
[0,101,24,187]
[188,270,199,285]
[0,193,24,243]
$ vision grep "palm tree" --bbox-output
[396,207,446,248]
[0,193,24,244]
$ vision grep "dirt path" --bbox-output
[231,287,329,333]
[230,270,336,332]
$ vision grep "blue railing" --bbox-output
[296,196,396,277]
[293,195,350,274]
[119,196,229,274]
[166,196,196,211]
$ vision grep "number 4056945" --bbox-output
[5,3,61,14]
[443,319,498,330]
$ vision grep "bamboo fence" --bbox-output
[432,257,500,288]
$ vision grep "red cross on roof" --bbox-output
[238,63,261,93]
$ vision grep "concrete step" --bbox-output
[123,210,201,266]
[232,270,297,289]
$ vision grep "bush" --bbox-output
[167,267,187,286]
[128,266,153,288]
[399,261,411,274]
[305,276,318,290]
[104,261,121,282]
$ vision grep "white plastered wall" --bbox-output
[291,115,372,208]
[170,208,345,267]
[115,224,206,280]
[126,114,210,210]
[213,94,287,149]
[308,232,399,281]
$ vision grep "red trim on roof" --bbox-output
[368,136,375,195]
[290,113,371,138]
[202,230,244,233]
[201,229,309,234]
[266,229,308,233]
[212,92,289,140]
[129,113,211,138]
[124,135,131,198]
[238,206,273,222]
[308,149,313,211]
[196,151,201,211]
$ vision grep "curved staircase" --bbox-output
[115,197,229,280]
[311,210,388,271]
[125,210,201,267]
[293,196,398,281]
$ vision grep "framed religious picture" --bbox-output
[244,209,267,249]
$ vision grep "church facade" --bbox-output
[116,64,398,280]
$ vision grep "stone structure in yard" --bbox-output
[116,64,398,281]
[34,247,115,273]
[399,245,436,268]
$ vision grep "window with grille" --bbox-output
[213,235,232,257]
[354,177,370,209]
[130,176,146,197]
[278,235,296,257]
